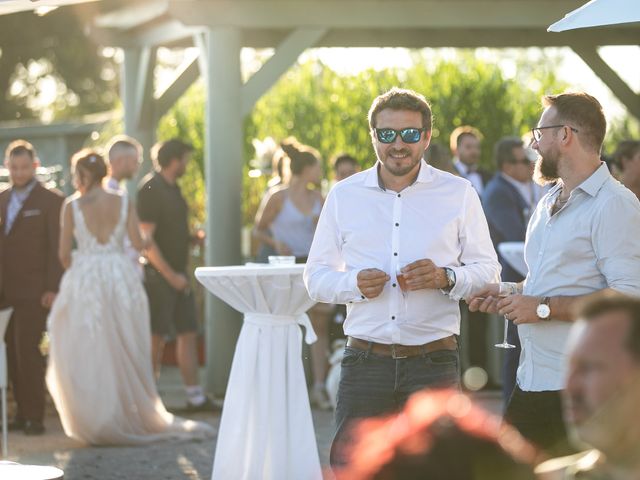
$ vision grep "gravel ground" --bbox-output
[5,368,498,479]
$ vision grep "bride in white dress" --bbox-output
[46,149,213,445]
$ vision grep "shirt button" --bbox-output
[392,283,397,287]
[395,223,399,227]
[394,252,398,256]
[397,194,401,198]
[391,316,396,320]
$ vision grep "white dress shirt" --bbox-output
[519,163,640,392]
[454,159,484,195]
[304,160,500,345]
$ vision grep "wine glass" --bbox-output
[494,291,516,349]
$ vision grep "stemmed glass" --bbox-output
[495,290,516,349]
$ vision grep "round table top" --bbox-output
[196,263,305,278]
[0,464,64,480]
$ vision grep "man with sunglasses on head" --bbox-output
[469,92,640,457]
[304,87,500,468]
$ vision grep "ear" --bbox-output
[423,130,433,151]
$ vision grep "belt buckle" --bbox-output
[391,344,408,360]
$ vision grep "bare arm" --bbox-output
[126,200,147,252]
[252,189,290,254]
[139,222,188,291]
[58,200,74,270]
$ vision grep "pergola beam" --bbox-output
[155,55,201,119]
[571,46,640,121]
[169,0,586,29]
[241,28,327,116]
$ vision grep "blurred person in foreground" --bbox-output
[47,150,213,444]
[253,140,334,409]
[0,139,64,435]
[536,293,640,479]
[106,135,144,276]
[482,137,545,404]
[304,87,500,466]
[137,139,214,411]
[613,140,640,200]
[469,92,640,456]
[336,389,539,480]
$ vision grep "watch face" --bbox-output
[537,304,551,319]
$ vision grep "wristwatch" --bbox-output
[536,296,551,320]
[440,267,456,293]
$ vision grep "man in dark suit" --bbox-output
[482,137,542,403]
[0,140,64,435]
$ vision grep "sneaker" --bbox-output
[185,396,220,413]
[309,385,332,410]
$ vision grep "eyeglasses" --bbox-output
[531,125,579,142]
[374,128,426,144]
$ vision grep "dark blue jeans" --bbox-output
[331,343,460,467]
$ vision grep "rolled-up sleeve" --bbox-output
[593,193,640,296]
[448,186,501,300]
[304,190,366,304]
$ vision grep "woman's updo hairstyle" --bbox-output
[280,138,321,176]
[72,148,108,189]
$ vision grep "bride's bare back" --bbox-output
[77,189,123,244]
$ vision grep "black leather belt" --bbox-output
[346,335,457,359]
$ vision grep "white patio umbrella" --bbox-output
[548,0,640,32]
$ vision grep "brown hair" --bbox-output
[280,139,321,176]
[542,92,606,154]
[449,125,482,153]
[368,87,432,131]
[613,140,640,171]
[578,292,640,362]
[5,139,36,161]
[494,136,525,169]
[72,149,108,189]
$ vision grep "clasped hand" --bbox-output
[356,259,447,299]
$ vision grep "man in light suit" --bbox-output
[0,140,64,435]
[482,137,543,403]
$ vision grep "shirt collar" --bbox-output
[12,178,37,196]
[575,162,610,197]
[364,160,433,190]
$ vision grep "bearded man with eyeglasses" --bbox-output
[469,92,640,457]
[303,87,501,468]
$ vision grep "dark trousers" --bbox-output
[331,345,460,468]
[502,321,521,405]
[505,385,573,457]
[5,301,48,422]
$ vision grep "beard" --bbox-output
[534,147,560,185]
[379,147,422,177]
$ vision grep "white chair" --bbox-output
[0,308,14,458]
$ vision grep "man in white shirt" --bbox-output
[469,92,640,456]
[304,88,500,466]
[106,135,143,277]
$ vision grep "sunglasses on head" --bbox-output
[374,128,426,144]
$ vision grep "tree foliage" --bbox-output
[0,9,118,122]
[158,55,567,227]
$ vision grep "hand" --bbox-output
[497,294,541,325]
[41,291,57,309]
[467,283,500,313]
[357,268,390,299]
[168,272,189,292]
[402,259,447,291]
[274,241,293,256]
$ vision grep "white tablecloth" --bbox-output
[498,242,528,277]
[195,264,322,480]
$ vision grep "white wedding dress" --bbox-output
[46,195,213,445]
